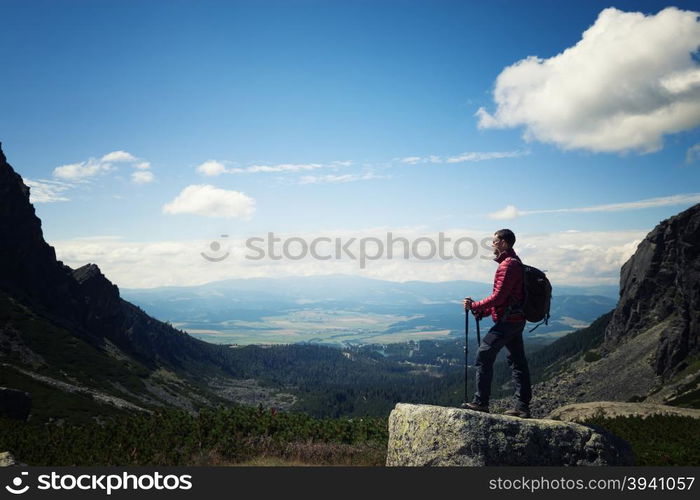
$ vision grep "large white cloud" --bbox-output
[162,184,255,219]
[477,7,700,153]
[50,228,644,288]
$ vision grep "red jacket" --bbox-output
[472,249,525,322]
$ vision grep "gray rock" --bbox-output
[0,387,31,420]
[386,403,633,466]
[548,401,700,422]
[0,452,23,467]
[606,203,700,378]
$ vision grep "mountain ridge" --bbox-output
[0,143,288,416]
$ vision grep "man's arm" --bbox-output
[471,259,519,314]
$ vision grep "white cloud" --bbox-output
[232,163,323,173]
[489,205,520,220]
[196,160,356,176]
[396,151,527,165]
[299,173,386,185]
[65,235,125,241]
[52,150,154,183]
[489,193,700,219]
[23,179,72,203]
[162,184,255,219]
[445,151,528,163]
[49,228,644,288]
[101,151,137,163]
[53,159,115,181]
[195,152,526,181]
[660,69,700,94]
[196,160,228,176]
[131,171,155,185]
[400,157,423,165]
[477,7,700,153]
[516,231,644,286]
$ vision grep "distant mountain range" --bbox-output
[122,276,618,346]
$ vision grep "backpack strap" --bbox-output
[503,256,525,317]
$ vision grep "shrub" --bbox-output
[582,414,700,466]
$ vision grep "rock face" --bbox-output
[0,142,233,373]
[606,203,700,378]
[548,401,700,422]
[525,204,700,415]
[0,143,250,412]
[0,143,83,317]
[386,403,633,466]
[0,387,31,420]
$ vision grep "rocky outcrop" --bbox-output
[606,203,700,379]
[548,401,700,423]
[386,403,633,466]
[0,387,31,420]
[71,264,123,341]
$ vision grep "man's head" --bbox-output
[492,229,515,255]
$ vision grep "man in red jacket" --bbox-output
[462,229,532,418]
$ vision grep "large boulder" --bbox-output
[386,403,633,466]
[548,401,700,423]
[0,387,31,420]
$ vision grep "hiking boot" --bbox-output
[504,408,531,419]
[460,402,489,413]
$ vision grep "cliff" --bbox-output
[0,143,250,416]
[531,204,700,415]
[606,204,700,378]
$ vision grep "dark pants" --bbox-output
[474,320,531,410]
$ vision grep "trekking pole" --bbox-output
[464,305,469,403]
[476,317,481,346]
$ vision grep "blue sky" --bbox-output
[1,0,700,287]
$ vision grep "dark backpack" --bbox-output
[521,264,552,329]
